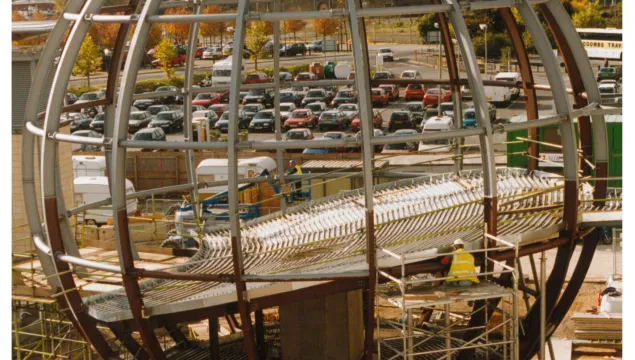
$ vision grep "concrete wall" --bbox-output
[12,127,74,254]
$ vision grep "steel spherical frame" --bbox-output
[21,0,609,359]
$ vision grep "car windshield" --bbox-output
[93,113,104,120]
[248,89,265,96]
[379,86,392,92]
[156,113,173,120]
[422,138,450,145]
[379,49,392,53]
[407,84,422,90]
[255,112,274,119]
[321,112,338,119]
[147,106,164,115]
[80,93,98,100]
[195,93,214,99]
[280,92,293,98]
[402,72,414,78]
[384,142,410,150]
[219,113,230,120]
[306,90,324,97]
[306,104,322,111]
[296,73,310,79]
[337,91,354,98]
[210,105,224,111]
[246,74,261,80]
[286,131,306,139]
[213,70,231,77]
[155,87,172,92]
[371,90,382,95]
[407,104,423,112]
[339,105,356,111]
[193,111,209,117]
[129,113,145,120]
[441,105,453,111]
[280,105,293,112]
[464,111,476,119]
[374,72,388,79]
[391,113,409,121]
[133,132,154,140]
[427,89,439,95]
[290,111,309,118]
[324,133,343,139]
[600,68,615,73]
[599,86,615,93]
[243,105,261,112]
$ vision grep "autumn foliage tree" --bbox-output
[162,8,190,44]
[312,18,339,51]
[154,37,177,79]
[89,21,120,49]
[200,5,228,46]
[72,35,102,87]
[283,19,307,41]
[147,24,163,50]
[245,21,270,70]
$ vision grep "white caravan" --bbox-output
[197,157,277,198]
[73,176,137,225]
[211,56,246,86]
[72,155,107,178]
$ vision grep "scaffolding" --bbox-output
[376,232,519,360]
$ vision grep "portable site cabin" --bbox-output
[419,116,455,153]
[72,155,107,178]
[73,176,137,225]
[197,157,277,198]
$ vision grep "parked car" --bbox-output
[378,84,399,100]
[381,129,418,154]
[372,71,393,80]
[318,110,350,131]
[279,91,302,107]
[377,47,395,61]
[405,84,427,101]
[243,89,274,107]
[215,110,249,132]
[192,92,223,108]
[351,109,383,132]
[331,88,358,107]
[461,85,472,99]
[194,47,205,59]
[279,72,294,84]
[66,112,94,133]
[351,128,385,153]
[148,110,184,133]
[322,131,348,152]
[294,72,318,82]
[151,52,186,68]
[305,102,328,118]
[597,66,620,82]
[405,102,426,127]
[423,88,452,107]
[242,103,266,121]
[371,88,390,107]
[420,116,455,152]
[132,127,166,150]
[76,91,105,117]
[284,109,317,130]
[265,41,283,54]
[191,105,206,113]
[210,103,230,118]
[202,46,223,60]
[301,88,330,107]
[238,91,249,103]
[89,112,105,133]
[66,93,78,105]
[307,40,324,52]
[284,128,314,152]
[154,86,179,104]
[438,102,455,119]
[347,72,356,81]
[248,109,276,132]
[461,103,496,127]
[280,102,297,121]
[192,109,219,127]
[388,111,415,132]
[280,43,307,56]
[400,70,422,79]
[133,98,160,110]
[127,111,153,133]
[337,104,359,121]
[598,80,619,95]
[71,130,103,152]
[245,72,273,84]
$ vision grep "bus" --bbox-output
[576,28,622,61]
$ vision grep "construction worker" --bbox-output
[445,239,479,286]
[285,160,303,199]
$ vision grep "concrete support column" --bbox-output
[280,289,364,359]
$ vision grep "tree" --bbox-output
[154,38,177,79]
[161,8,190,44]
[417,13,436,41]
[147,24,163,50]
[312,18,339,39]
[283,19,307,41]
[572,0,607,28]
[89,21,120,49]
[245,21,270,70]
[200,5,227,45]
[72,35,102,87]
[12,11,25,21]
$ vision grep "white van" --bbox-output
[484,86,513,105]
[197,156,276,197]
[73,156,107,178]
[419,116,455,153]
[73,176,137,225]
[494,72,522,98]
[212,56,246,86]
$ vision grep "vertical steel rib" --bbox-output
[110,0,167,357]
[272,0,286,214]
[226,0,258,357]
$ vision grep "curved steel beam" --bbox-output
[110,0,168,357]
[37,0,116,357]
[499,7,539,171]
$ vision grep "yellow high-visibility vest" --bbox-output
[447,248,479,283]
[294,165,303,175]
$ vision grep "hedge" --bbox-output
[247,64,309,78]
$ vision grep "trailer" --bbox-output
[73,176,137,225]
[197,156,277,198]
[72,155,106,178]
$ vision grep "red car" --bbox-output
[404,84,427,100]
[245,72,273,84]
[284,128,314,153]
[371,88,390,107]
[151,53,186,68]
[284,109,317,130]
[378,84,399,100]
[351,109,383,132]
[209,103,229,118]
[195,47,205,59]
[423,88,452,107]
[192,93,222,108]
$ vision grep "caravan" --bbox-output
[197,157,277,198]
[211,56,246,86]
[418,116,455,153]
[73,156,107,178]
[73,176,137,225]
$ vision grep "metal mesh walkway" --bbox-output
[84,169,621,322]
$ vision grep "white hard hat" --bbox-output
[453,239,464,246]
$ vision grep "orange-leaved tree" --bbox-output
[161,7,190,44]
[283,19,306,41]
[200,5,227,46]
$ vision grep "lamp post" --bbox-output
[435,22,442,116]
[480,23,488,75]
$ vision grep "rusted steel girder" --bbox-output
[44,199,117,359]
[231,236,258,360]
[365,211,377,360]
[109,324,150,360]
[499,7,539,171]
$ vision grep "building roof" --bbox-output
[301,160,388,170]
